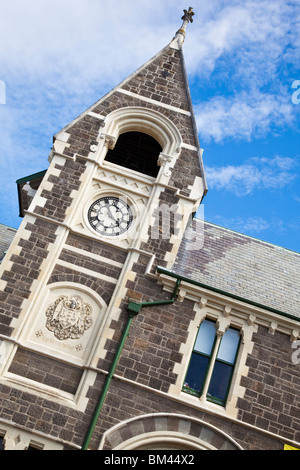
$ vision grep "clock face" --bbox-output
[88,196,133,236]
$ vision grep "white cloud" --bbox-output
[196,91,295,143]
[207,213,300,239]
[0,0,189,229]
[0,0,182,92]
[206,215,295,241]
[185,0,293,79]
[205,156,298,195]
[211,216,272,234]
[189,1,299,143]
[0,0,296,93]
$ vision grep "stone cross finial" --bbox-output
[175,7,194,44]
[182,7,195,23]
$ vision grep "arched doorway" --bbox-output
[99,413,243,450]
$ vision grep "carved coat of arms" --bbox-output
[45,295,92,340]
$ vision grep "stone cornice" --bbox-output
[158,273,300,341]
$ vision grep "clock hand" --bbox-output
[107,205,122,222]
[96,207,114,228]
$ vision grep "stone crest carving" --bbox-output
[45,295,92,341]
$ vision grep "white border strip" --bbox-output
[116,88,191,116]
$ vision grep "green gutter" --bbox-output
[16,170,47,218]
[15,169,47,185]
[156,266,300,324]
[81,279,181,450]
[127,278,181,313]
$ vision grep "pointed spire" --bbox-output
[175,7,194,45]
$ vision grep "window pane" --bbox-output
[194,320,216,355]
[207,361,233,403]
[0,437,4,451]
[217,328,240,364]
[184,353,209,395]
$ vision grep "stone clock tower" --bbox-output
[0,9,208,450]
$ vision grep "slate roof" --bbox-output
[0,224,17,263]
[172,219,300,319]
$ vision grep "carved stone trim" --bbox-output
[100,133,117,150]
[45,295,92,341]
[157,153,173,166]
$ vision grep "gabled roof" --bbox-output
[54,21,207,193]
[16,170,47,217]
[171,219,300,320]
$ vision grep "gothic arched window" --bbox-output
[183,319,241,406]
[105,131,162,177]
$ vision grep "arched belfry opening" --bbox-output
[105,131,162,178]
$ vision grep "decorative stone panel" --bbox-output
[21,284,107,365]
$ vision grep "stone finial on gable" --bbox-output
[171,7,195,49]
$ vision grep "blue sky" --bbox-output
[0,0,299,252]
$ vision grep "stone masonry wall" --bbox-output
[238,325,300,443]
[8,348,83,394]
[0,218,58,337]
[97,288,195,393]
[88,376,285,451]
[121,47,190,112]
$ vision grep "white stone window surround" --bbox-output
[93,106,183,187]
[0,422,64,450]
[158,275,300,419]
[172,305,257,419]
[182,315,243,404]
[99,106,183,157]
[63,106,194,250]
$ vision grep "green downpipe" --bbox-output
[81,310,137,450]
[81,278,180,450]
[127,278,181,313]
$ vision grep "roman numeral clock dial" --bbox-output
[88,197,133,236]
